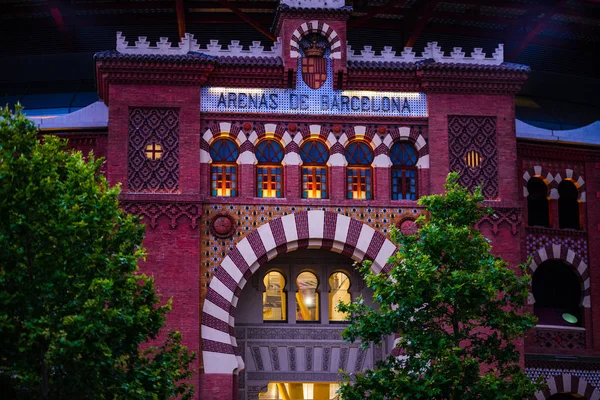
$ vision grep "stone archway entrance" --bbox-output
[199,211,398,399]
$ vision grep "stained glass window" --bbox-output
[256,140,284,198]
[345,142,373,200]
[296,271,319,321]
[390,142,418,200]
[300,141,329,199]
[329,272,350,321]
[263,271,286,321]
[210,139,239,197]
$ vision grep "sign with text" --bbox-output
[200,87,428,117]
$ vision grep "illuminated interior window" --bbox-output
[300,140,329,199]
[527,177,550,227]
[256,140,284,198]
[263,271,286,322]
[210,138,239,197]
[465,150,482,168]
[345,142,373,200]
[390,142,418,200]
[558,180,580,230]
[296,271,319,321]
[145,142,163,160]
[259,382,341,400]
[329,272,351,321]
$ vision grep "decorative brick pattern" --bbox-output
[532,327,586,351]
[476,207,521,235]
[128,108,179,192]
[448,115,498,199]
[526,233,588,265]
[122,201,200,229]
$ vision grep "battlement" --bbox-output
[347,42,504,65]
[116,32,282,58]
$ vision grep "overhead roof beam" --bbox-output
[348,0,406,29]
[47,0,73,51]
[176,0,186,39]
[216,0,275,41]
[507,0,568,61]
[405,0,440,48]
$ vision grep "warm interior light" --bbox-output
[304,297,313,306]
[352,191,366,199]
[307,190,321,199]
[216,188,232,196]
[262,189,277,198]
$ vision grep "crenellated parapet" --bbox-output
[116,32,282,58]
[347,42,504,65]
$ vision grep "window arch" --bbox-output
[263,271,286,321]
[329,272,351,321]
[527,177,550,227]
[345,141,373,200]
[296,271,319,321]
[256,139,284,198]
[209,138,239,197]
[558,180,580,230]
[532,260,582,327]
[300,140,329,199]
[390,142,418,200]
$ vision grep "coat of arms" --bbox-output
[301,38,328,90]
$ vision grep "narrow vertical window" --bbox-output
[558,180,580,230]
[329,272,351,321]
[527,177,549,227]
[345,142,374,200]
[256,140,284,198]
[296,272,319,321]
[210,139,239,197]
[390,142,418,200]
[263,271,286,321]
[300,140,329,199]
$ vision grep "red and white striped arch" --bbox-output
[534,374,600,400]
[289,20,342,60]
[201,210,398,374]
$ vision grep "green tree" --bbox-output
[338,173,540,400]
[0,106,195,399]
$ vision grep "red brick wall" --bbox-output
[107,84,200,194]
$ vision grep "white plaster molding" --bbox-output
[347,41,504,65]
[116,32,282,58]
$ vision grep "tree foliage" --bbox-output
[0,106,195,399]
[338,173,540,400]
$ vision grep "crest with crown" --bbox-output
[302,38,327,58]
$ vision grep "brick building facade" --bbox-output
[36,1,600,399]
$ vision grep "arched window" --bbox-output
[345,142,373,200]
[263,271,286,321]
[256,140,284,198]
[296,271,319,321]
[532,260,582,327]
[300,140,329,199]
[558,180,580,230]
[329,272,351,321]
[527,177,550,227]
[210,139,239,197]
[390,142,418,200]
